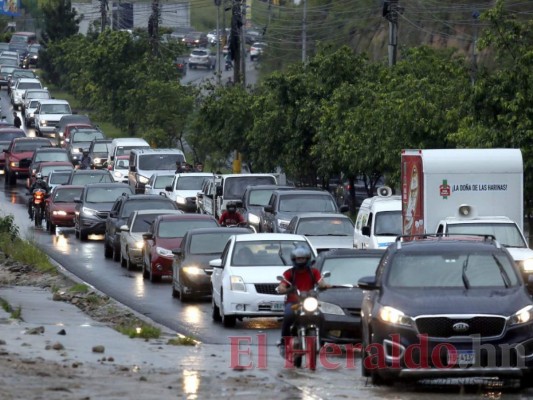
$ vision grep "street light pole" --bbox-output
[216,0,222,85]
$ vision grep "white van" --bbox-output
[108,138,150,163]
[353,189,402,249]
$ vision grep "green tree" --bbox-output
[41,0,82,43]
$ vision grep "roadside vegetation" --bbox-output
[0,297,22,320]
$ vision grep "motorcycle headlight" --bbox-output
[379,306,412,327]
[303,297,319,312]
[135,241,144,249]
[156,246,173,257]
[521,259,533,273]
[138,175,149,184]
[176,196,187,205]
[81,206,98,216]
[183,266,203,276]
[319,301,345,315]
[230,275,246,292]
[248,213,260,225]
[509,305,533,326]
[277,219,290,230]
[52,210,67,216]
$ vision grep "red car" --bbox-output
[45,185,83,233]
[142,214,219,282]
[4,137,53,185]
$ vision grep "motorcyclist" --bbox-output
[218,202,245,226]
[79,149,92,170]
[28,173,49,219]
[276,246,329,352]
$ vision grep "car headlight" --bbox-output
[52,210,67,216]
[230,275,246,292]
[114,171,122,178]
[509,305,533,326]
[40,120,47,126]
[277,219,290,230]
[10,161,19,167]
[319,301,345,315]
[248,213,260,225]
[93,158,101,164]
[81,206,98,216]
[156,246,173,257]
[135,241,144,249]
[176,196,187,205]
[138,175,149,184]
[72,148,80,153]
[303,297,319,312]
[183,266,203,276]
[29,112,34,117]
[521,259,533,273]
[378,305,412,327]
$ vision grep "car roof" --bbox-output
[34,147,67,153]
[392,235,503,252]
[37,161,72,167]
[246,185,293,191]
[186,227,251,236]
[37,99,70,105]
[155,214,216,222]
[234,233,308,242]
[175,172,213,177]
[53,184,84,191]
[83,183,130,189]
[71,169,110,174]
[121,194,174,201]
[133,209,183,216]
[275,189,331,196]
[292,212,350,220]
[317,248,384,258]
[16,78,40,83]
[12,137,51,143]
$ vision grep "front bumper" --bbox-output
[79,216,106,234]
[179,270,212,296]
[222,288,285,318]
[50,212,76,227]
[128,248,143,264]
[36,125,58,137]
[320,313,362,344]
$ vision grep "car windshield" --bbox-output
[72,131,104,142]
[248,189,277,206]
[191,50,208,56]
[121,200,176,218]
[154,175,174,189]
[139,154,184,170]
[131,214,166,232]
[29,100,40,108]
[189,232,235,255]
[27,92,49,100]
[40,104,70,114]
[0,66,16,75]
[40,165,73,176]
[71,173,113,185]
[92,143,110,153]
[13,141,50,152]
[85,187,129,203]
[49,172,71,185]
[35,152,69,162]
[322,257,381,286]
[176,176,206,190]
[13,71,35,79]
[231,240,313,266]
[53,187,82,202]
[446,223,527,248]
[0,131,24,141]
[387,251,519,288]
[224,176,276,199]
[157,219,218,238]
[116,145,149,156]
[296,217,353,236]
[279,194,336,212]
[17,82,41,90]
[374,210,403,236]
[114,159,129,169]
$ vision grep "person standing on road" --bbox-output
[13,112,22,129]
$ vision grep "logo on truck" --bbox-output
[440,179,451,199]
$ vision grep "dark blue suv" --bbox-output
[358,235,533,387]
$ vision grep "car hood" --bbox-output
[305,235,353,251]
[50,203,76,212]
[91,152,108,159]
[372,235,397,249]
[182,254,222,269]
[80,202,114,212]
[175,190,200,198]
[380,287,531,317]
[245,205,263,216]
[506,247,533,262]
[155,237,183,250]
[228,265,288,284]
[275,210,337,222]
[9,151,33,160]
[127,232,144,243]
[318,287,363,308]
[39,113,71,122]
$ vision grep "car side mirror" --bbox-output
[165,185,172,192]
[119,224,128,231]
[362,225,371,237]
[109,211,118,218]
[216,185,222,196]
[73,197,81,203]
[2,149,7,153]
[358,276,378,290]
[209,259,223,268]
[142,232,153,241]
[264,205,273,213]
[322,271,331,279]
[339,205,349,213]
[172,248,182,256]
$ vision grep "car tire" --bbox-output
[48,221,56,234]
[79,229,88,241]
[211,296,221,322]
[120,250,127,267]
[113,245,120,262]
[126,253,136,271]
[171,280,179,298]
[104,238,113,258]
[142,259,149,279]
[149,266,161,283]
[220,292,236,328]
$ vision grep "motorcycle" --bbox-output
[30,188,47,227]
[276,272,330,370]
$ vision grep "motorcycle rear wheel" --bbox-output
[305,328,318,371]
[34,208,42,227]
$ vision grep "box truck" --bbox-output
[401,148,533,272]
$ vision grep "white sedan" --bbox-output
[210,233,317,327]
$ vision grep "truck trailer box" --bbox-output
[401,148,523,236]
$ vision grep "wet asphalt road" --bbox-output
[3,86,533,398]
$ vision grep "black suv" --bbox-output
[104,194,180,261]
[260,189,348,233]
[358,235,533,387]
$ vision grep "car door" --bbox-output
[211,237,232,306]
[107,198,122,246]
[121,213,135,257]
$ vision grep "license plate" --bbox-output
[271,302,284,311]
[448,349,475,365]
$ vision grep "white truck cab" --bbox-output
[353,188,402,249]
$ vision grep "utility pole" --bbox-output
[230,0,243,85]
[215,0,222,85]
[148,0,160,56]
[301,0,307,63]
[100,0,108,32]
[471,10,480,85]
[383,0,401,67]
[240,0,247,86]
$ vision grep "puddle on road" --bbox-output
[182,369,200,399]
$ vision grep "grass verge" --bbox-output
[0,297,23,320]
[0,233,56,274]
[116,323,161,339]
[167,335,197,346]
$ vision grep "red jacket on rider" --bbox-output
[218,210,245,226]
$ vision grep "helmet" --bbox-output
[290,246,312,269]
[35,172,43,180]
[226,202,237,213]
